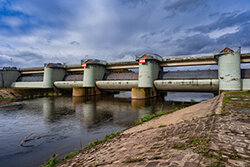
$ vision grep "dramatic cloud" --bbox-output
[0,0,250,68]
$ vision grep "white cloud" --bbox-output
[208,26,239,39]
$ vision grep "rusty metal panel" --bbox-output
[64,74,83,81]
[105,73,138,80]
[242,69,250,79]
[161,70,218,80]
[17,74,44,82]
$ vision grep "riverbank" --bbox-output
[54,91,250,167]
[0,88,62,102]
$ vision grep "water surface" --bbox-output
[0,92,213,167]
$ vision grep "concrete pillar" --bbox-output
[131,87,157,99]
[132,54,162,99]
[72,59,106,97]
[72,87,101,97]
[0,67,20,88]
[43,63,66,88]
[83,64,106,87]
[216,48,241,91]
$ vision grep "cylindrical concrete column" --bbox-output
[43,64,66,88]
[218,51,241,91]
[138,60,161,88]
[83,65,106,87]
[43,67,54,87]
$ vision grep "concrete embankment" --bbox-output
[56,92,250,167]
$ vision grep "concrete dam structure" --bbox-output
[1,48,250,99]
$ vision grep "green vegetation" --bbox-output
[222,91,250,115]
[190,99,195,104]
[221,93,232,115]
[0,97,12,101]
[150,146,163,149]
[172,136,229,166]
[135,107,178,125]
[63,151,80,160]
[172,136,210,154]
[41,155,59,167]
[84,132,119,149]
[152,155,161,160]
[227,91,250,96]
[158,124,167,128]
[123,157,144,163]
[47,92,62,97]
[41,132,119,167]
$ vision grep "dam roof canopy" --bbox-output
[136,53,163,62]
[81,59,107,66]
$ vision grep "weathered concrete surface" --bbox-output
[56,92,250,167]
[72,87,101,97]
[125,94,224,135]
[131,88,157,99]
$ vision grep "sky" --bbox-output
[0,0,250,68]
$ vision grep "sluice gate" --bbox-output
[1,47,250,99]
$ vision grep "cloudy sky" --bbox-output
[0,0,250,68]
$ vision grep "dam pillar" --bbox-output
[43,63,66,88]
[0,67,20,88]
[72,59,106,97]
[131,54,162,99]
[215,47,241,91]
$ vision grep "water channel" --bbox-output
[0,92,214,167]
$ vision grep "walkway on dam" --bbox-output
[57,92,250,167]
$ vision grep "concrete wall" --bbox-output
[0,71,20,88]
[242,79,250,91]
[11,82,44,88]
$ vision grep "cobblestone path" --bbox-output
[58,92,250,167]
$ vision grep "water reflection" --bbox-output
[0,92,213,167]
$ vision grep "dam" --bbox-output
[1,47,250,99]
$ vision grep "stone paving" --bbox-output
[57,92,250,167]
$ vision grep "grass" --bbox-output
[222,91,250,115]
[41,132,119,167]
[0,97,12,101]
[123,157,144,163]
[84,132,119,149]
[152,155,161,160]
[172,137,226,166]
[150,146,163,149]
[135,107,178,125]
[41,155,59,167]
[172,136,210,154]
[221,93,233,115]
[226,91,250,96]
[190,99,195,104]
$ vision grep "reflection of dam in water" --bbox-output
[41,95,186,128]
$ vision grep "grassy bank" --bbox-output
[41,105,187,167]
[0,88,63,102]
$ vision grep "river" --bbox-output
[0,92,213,167]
